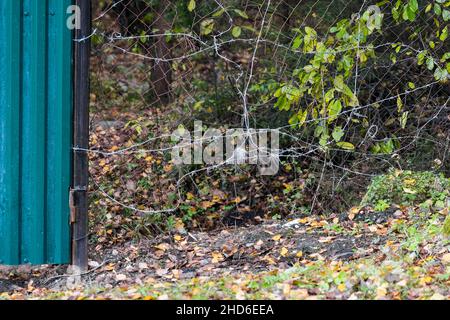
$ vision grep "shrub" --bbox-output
[362,170,450,209]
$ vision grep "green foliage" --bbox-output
[273,0,450,151]
[362,170,450,208]
[443,215,450,236]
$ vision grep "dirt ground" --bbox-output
[0,208,392,293]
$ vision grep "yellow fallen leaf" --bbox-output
[403,187,417,194]
[337,283,346,292]
[155,243,170,251]
[272,234,282,241]
[429,293,445,300]
[441,253,450,264]
[212,252,223,263]
[419,276,433,285]
[186,192,195,200]
[376,287,387,299]
[280,247,289,257]
[403,178,416,186]
[201,201,214,209]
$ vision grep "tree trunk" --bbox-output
[150,0,172,105]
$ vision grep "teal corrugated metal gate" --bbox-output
[0,0,72,265]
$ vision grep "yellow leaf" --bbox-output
[174,235,182,242]
[155,243,170,251]
[145,156,154,163]
[201,201,214,209]
[403,178,416,186]
[442,253,450,264]
[403,187,417,194]
[296,251,303,258]
[186,192,195,200]
[376,287,387,299]
[337,283,346,292]
[280,247,289,257]
[272,234,282,241]
[212,252,223,263]
[420,276,433,285]
[187,0,196,12]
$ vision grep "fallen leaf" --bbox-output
[116,274,127,281]
[272,234,282,241]
[441,253,450,264]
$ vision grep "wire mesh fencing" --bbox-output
[85,0,449,227]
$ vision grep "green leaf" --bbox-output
[441,52,450,62]
[332,126,345,142]
[292,36,303,50]
[397,96,403,112]
[333,75,344,91]
[337,141,355,150]
[328,99,343,123]
[297,109,308,126]
[234,9,249,19]
[443,10,450,22]
[200,19,215,35]
[434,4,442,16]
[212,8,225,17]
[232,26,242,38]
[417,51,427,65]
[407,82,415,89]
[434,67,449,81]
[400,111,409,129]
[426,57,435,71]
[439,26,448,42]
[408,0,418,12]
[187,0,196,12]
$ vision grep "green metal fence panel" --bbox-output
[0,0,72,265]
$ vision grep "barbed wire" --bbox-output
[87,0,449,215]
